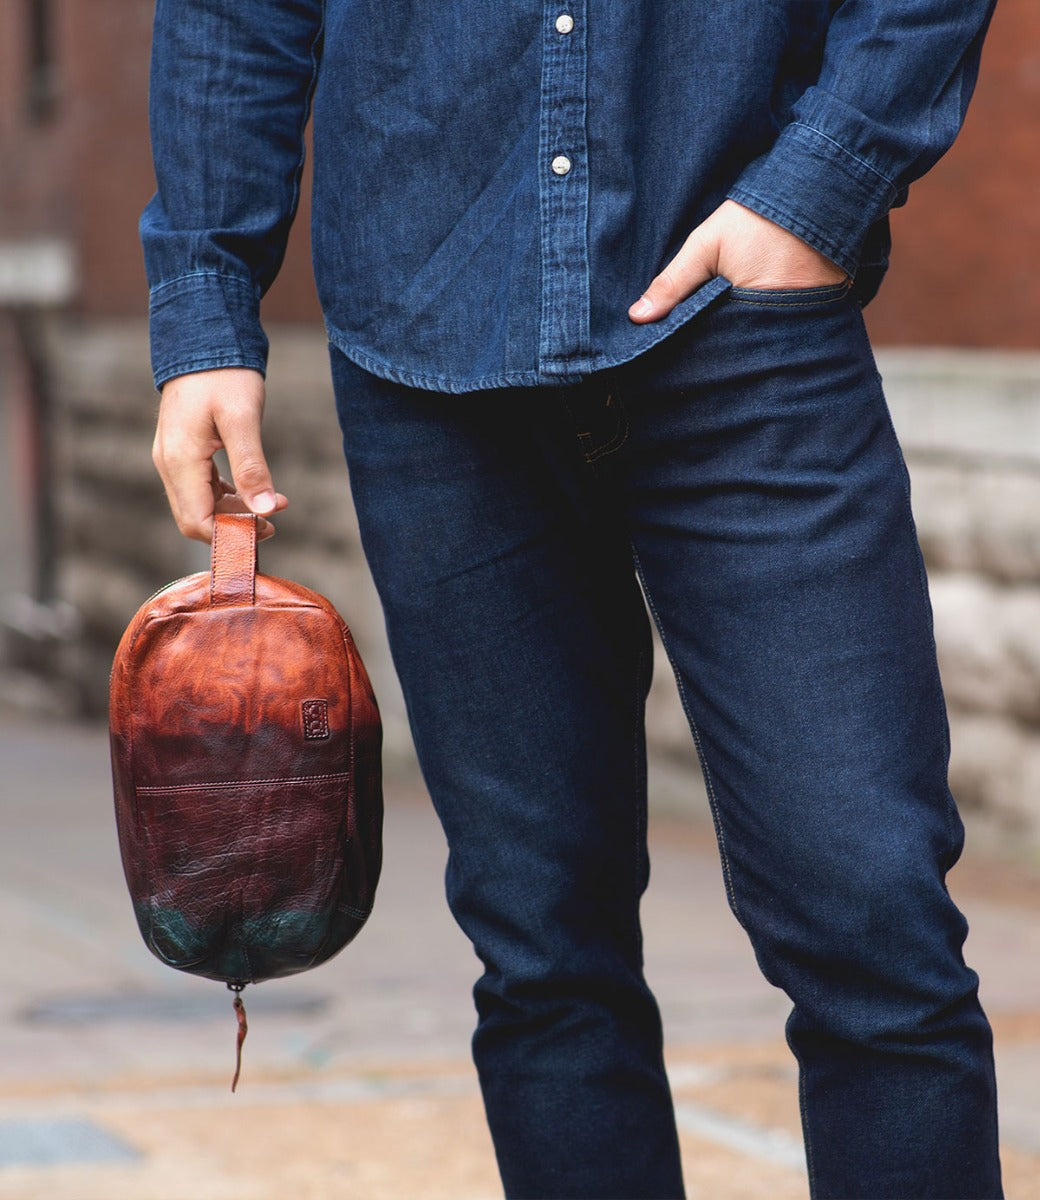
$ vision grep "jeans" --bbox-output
[330,281,1002,1199]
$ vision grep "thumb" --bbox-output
[628,223,720,324]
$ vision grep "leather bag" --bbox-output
[110,513,382,1084]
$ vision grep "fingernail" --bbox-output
[629,296,654,319]
[253,491,276,514]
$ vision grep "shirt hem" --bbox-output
[327,331,542,394]
[326,276,732,394]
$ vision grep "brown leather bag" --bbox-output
[110,513,382,1084]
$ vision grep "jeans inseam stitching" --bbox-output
[629,547,743,923]
[797,1055,818,1194]
[632,626,651,967]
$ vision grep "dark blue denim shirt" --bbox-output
[141,0,995,393]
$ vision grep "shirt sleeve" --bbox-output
[727,0,997,276]
[139,0,324,389]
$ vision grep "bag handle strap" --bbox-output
[210,513,258,607]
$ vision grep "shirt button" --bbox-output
[555,13,574,34]
[551,155,572,176]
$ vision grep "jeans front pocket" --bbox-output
[726,278,854,308]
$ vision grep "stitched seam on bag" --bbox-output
[240,934,255,986]
[209,519,221,606]
[136,771,351,793]
[307,627,360,970]
[209,518,256,607]
[340,624,357,848]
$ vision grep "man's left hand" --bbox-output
[628,199,847,323]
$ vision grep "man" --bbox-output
[142,2,1002,1196]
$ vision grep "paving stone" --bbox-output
[0,713,1036,1197]
[0,1117,139,1167]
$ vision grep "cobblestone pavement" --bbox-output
[0,712,1037,1198]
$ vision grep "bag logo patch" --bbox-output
[301,699,330,740]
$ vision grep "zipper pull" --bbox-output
[228,982,248,1092]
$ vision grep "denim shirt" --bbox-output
[141,0,995,393]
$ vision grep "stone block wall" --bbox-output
[880,351,1040,842]
[12,319,1040,846]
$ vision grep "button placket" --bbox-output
[537,0,591,376]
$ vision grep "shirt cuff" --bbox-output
[727,120,900,278]
[148,272,269,390]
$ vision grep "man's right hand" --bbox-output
[152,367,288,543]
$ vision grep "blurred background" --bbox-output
[0,3,1039,1198]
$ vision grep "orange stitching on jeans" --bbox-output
[583,395,630,463]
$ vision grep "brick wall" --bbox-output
[864,0,1040,350]
[0,0,77,242]
[0,0,320,321]
[1,1,1037,341]
[65,0,155,315]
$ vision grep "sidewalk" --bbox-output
[0,710,1037,1198]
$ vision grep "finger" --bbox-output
[215,475,288,515]
[153,431,222,543]
[628,228,717,324]
[213,491,277,540]
[210,470,277,537]
[152,368,279,544]
[210,464,227,508]
[219,403,279,517]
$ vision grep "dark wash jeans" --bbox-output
[331,282,1002,1199]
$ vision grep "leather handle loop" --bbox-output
[210,513,257,607]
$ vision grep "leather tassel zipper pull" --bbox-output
[229,982,248,1092]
